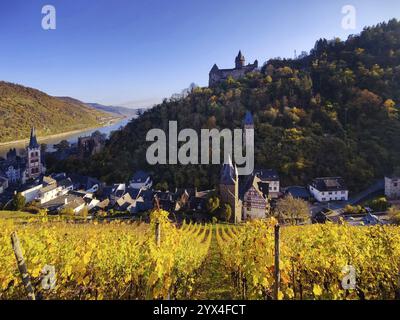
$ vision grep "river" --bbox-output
[0,117,133,158]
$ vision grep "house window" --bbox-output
[394,183,398,187]
[322,198,326,201]
[341,191,345,194]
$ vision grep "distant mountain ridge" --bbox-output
[86,103,140,118]
[0,82,115,144]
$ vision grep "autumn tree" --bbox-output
[275,195,310,225]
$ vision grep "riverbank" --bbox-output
[0,116,124,147]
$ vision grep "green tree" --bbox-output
[11,193,26,211]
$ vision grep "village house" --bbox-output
[309,177,349,202]
[385,175,400,200]
[254,169,280,199]
[40,191,86,214]
[284,186,312,201]
[240,174,270,220]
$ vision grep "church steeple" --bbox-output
[28,127,39,149]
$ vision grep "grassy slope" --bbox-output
[0,81,114,143]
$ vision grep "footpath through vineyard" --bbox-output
[192,226,236,300]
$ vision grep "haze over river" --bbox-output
[0,117,132,159]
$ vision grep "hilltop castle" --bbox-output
[209,51,258,87]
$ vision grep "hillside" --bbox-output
[56,19,400,192]
[0,82,115,143]
[86,103,140,118]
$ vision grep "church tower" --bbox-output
[235,50,245,69]
[243,111,254,147]
[26,127,42,180]
[219,155,242,223]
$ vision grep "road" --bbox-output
[310,179,385,217]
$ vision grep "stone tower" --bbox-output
[26,127,42,180]
[235,51,245,69]
[219,155,242,223]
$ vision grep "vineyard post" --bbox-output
[274,224,280,300]
[155,221,161,247]
[10,232,36,300]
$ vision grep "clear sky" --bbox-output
[0,0,399,107]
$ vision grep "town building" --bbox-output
[209,51,259,87]
[254,169,280,198]
[385,176,400,200]
[309,177,348,202]
[240,174,270,220]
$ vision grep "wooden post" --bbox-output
[274,224,280,300]
[10,232,36,300]
[155,221,161,247]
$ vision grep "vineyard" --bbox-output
[1,211,400,300]
[0,210,211,300]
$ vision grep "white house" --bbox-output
[309,177,349,202]
[21,184,43,203]
[38,184,63,204]
[385,176,400,200]
[129,171,152,190]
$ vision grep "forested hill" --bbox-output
[0,82,113,143]
[65,19,400,192]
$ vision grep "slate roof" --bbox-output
[28,127,40,149]
[255,169,279,182]
[285,186,311,199]
[310,177,347,192]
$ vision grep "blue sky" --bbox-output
[0,0,399,107]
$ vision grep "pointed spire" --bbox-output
[28,127,39,149]
[220,154,237,185]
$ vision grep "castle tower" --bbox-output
[235,50,245,69]
[219,155,242,223]
[26,127,42,180]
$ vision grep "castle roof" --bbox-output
[28,127,40,149]
[244,111,254,126]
